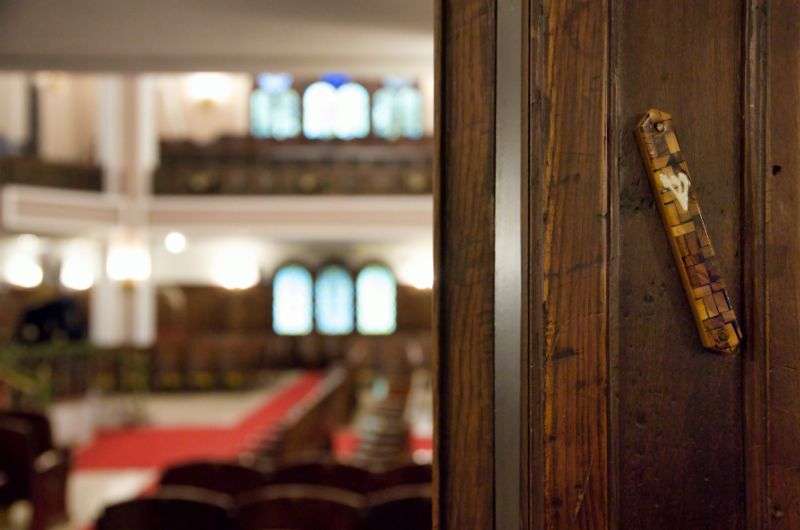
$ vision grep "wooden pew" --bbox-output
[159,460,270,499]
[363,486,432,530]
[236,485,363,530]
[96,492,233,530]
[0,411,71,530]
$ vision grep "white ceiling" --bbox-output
[0,0,434,76]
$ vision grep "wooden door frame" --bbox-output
[433,1,537,528]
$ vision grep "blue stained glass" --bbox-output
[356,265,397,335]
[273,265,313,335]
[315,265,354,335]
[321,72,351,89]
[334,83,370,140]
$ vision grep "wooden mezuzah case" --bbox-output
[635,109,742,354]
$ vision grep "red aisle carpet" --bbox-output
[75,372,323,471]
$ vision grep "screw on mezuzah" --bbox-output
[717,330,728,342]
[655,122,665,132]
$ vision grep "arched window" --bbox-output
[333,82,370,140]
[272,264,314,335]
[303,81,337,140]
[396,85,424,139]
[250,73,301,140]
[303,75,370,141]
[372,79,424,140]
[315,265,354,335]
[356,264,397,335]
[372,86,396,139]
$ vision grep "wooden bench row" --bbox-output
[99,459,432,530]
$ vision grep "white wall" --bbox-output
[155,74,251,143]
[0,72,29,149]
[37,73,98,163]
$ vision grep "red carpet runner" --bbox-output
[75,372,323,471]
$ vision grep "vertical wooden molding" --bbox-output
[432,0,444,527]
[742,0,769,528]
[605,0,622,527]
[434,1,497,529]
[531,0,610,527]
[527,1,546,528]
[766,1,800,525]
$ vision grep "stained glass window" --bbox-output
[272,264,313,335]
[397,85,423,139]
[303,81,337,140]
[356,264,397,335]
[303,75,370,141]
[333,82,370,140]
[250,73,301,140]
[315,265,354,335]
[372,79,424,140]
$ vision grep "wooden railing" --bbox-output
[0,157,102,191]
[154,136,434,195]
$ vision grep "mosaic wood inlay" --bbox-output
[635,109,742,354]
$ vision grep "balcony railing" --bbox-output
[154,136,434,195]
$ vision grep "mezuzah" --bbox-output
[635,108,742,354]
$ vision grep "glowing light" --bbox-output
[4,254,43,289]
[16,234,41,250]
[107,243,151,282]
[211,245,260,290]
[315,265,354,335]
[356,265,397,335]
[60,254,95,291]
[273,265,313,335]
[398,253,434,290]
[185,73,234,106]
[164,231,187,254]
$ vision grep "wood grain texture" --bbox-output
[435,0,496,528]
[767,1,800,526]
[531,0,609,527]
[615,1,744,527]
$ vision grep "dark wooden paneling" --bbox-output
[767,1,800,526]
[531,1,609,527]
[435,0,496,528]
[396,286,432,332]
[615,1,744,527]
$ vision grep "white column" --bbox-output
[92,74,159,348]
[90,255,126,347]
